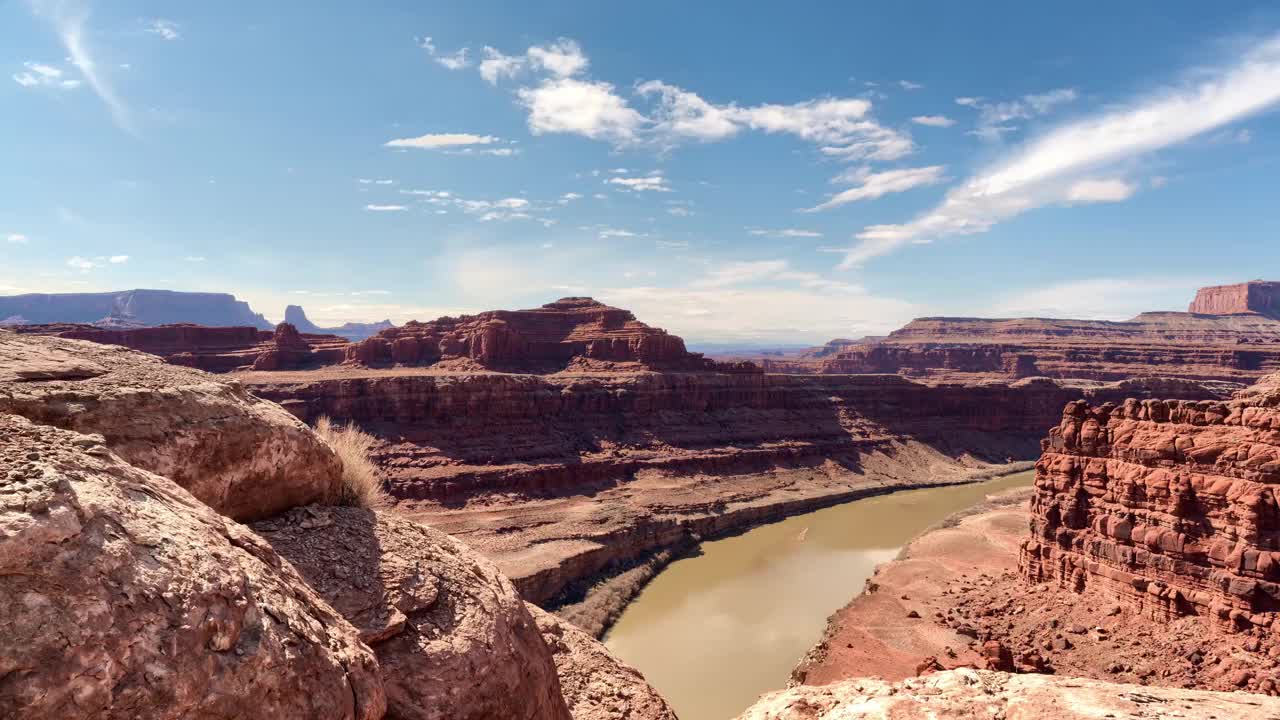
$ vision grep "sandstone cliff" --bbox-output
[1021,372,1280,632]
[344,297,745,372]
[734,668,1280,719]
[1190,280,1280,317]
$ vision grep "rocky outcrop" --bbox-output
[527,605,677,720]
[1190,280,1280,317]
[734,668,1280,719]
[285,304,394,341]
[0,331,343,520]
[0,289,273,328]
[251,506,573,720]
[1020,372,1280,632]
[0,413,385,720]
[344,297,746,372]
[16,322,348,372]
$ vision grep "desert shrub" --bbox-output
[314,415,389,509]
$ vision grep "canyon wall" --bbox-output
[284,304,394,340]
[1190,280,1280,317]
[1020,373,1280,632]
[14,321,348,372]
[344,297,749,373]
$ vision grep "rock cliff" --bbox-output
[1190,280,1280,317]
[15,321,349,372]
[0,414,386,720]
[285,304,394,341]
[734,668,1280,719]
[0,331,344,520]
[1020,372,1280,632]
[0,289,272,328]
[344,297,743,372]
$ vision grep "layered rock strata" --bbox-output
[0,331,343,520]
[0,414,386,720]
[1190,280,1280,317]
[1020,374,1280,632]
[15,322,348,372]
[344,297,749,372]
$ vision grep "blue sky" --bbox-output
[3,1,1280,343]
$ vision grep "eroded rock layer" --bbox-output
[0,414,385,720]
[1020,374,1280,632]
[344,297,749,372]
[14,322,348,372]
[1190,280,1280,317]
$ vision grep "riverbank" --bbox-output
[599,469,1037,720]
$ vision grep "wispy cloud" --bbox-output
[384,132,500,150]
[836,34,1280,268]
[899,80,924,90]
[961,88,1078,141]
[607,173,672,192]
[416,36,471,70]
[365,204,408,212]
[28,0,134,133]
[7,234,29,244]
[747,228,824,238]
[911,115,955,127]
[11,60,81,89]
[144,19,179,40]
[806,165,947,212]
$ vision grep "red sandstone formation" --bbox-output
[813,283,1280,384]
[14,321,348,372]
[1020,373,1280,633]
[345,297,752,373]
[0,331,344,520]
[1190,280,1280,317]
[0,414,386,720]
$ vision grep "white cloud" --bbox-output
[144,19,179,40]
[66,255,96,271]
[899,80,924,90]
[1064,178,1136,203]
[954,96,982,107]
[12,60,80,89]
[402,190,547,222]
[365,204,408,211]
[597,227,639,239]
[183,255,205,262]
[28,3,133,132]
[607,174,671,192]
[963,88,1078,141]
[911,115,955,127]
[527,39,588,77]
[558,192,583,204]
[478,46,525,84]
[6,233,29,244]
[666,206,693,217]
[807,165,946,212]
[748,228,824,238]
[518,77,646,143]
[838,34,1280,268]
[108,255,128,264]
[384,132,500,150]
[417,36,471,70]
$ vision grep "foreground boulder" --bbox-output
[0,331,342,519]
[527,605,677,720]
[252,506,573,720]
[735,668,1280,719]
[0,414,385,719]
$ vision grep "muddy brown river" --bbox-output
[603,470,1035,720]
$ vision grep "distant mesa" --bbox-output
[1188,280,1280,318]
[0,289,272,329]
[283,304,393,341]
[346,296,757,373]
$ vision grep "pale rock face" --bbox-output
[0,413,386,720]
[526,604,678,720]
[734,668,1280,719]
[0,331,343,520]
[252,506,573,720]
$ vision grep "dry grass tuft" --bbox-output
[315,415,389,509]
